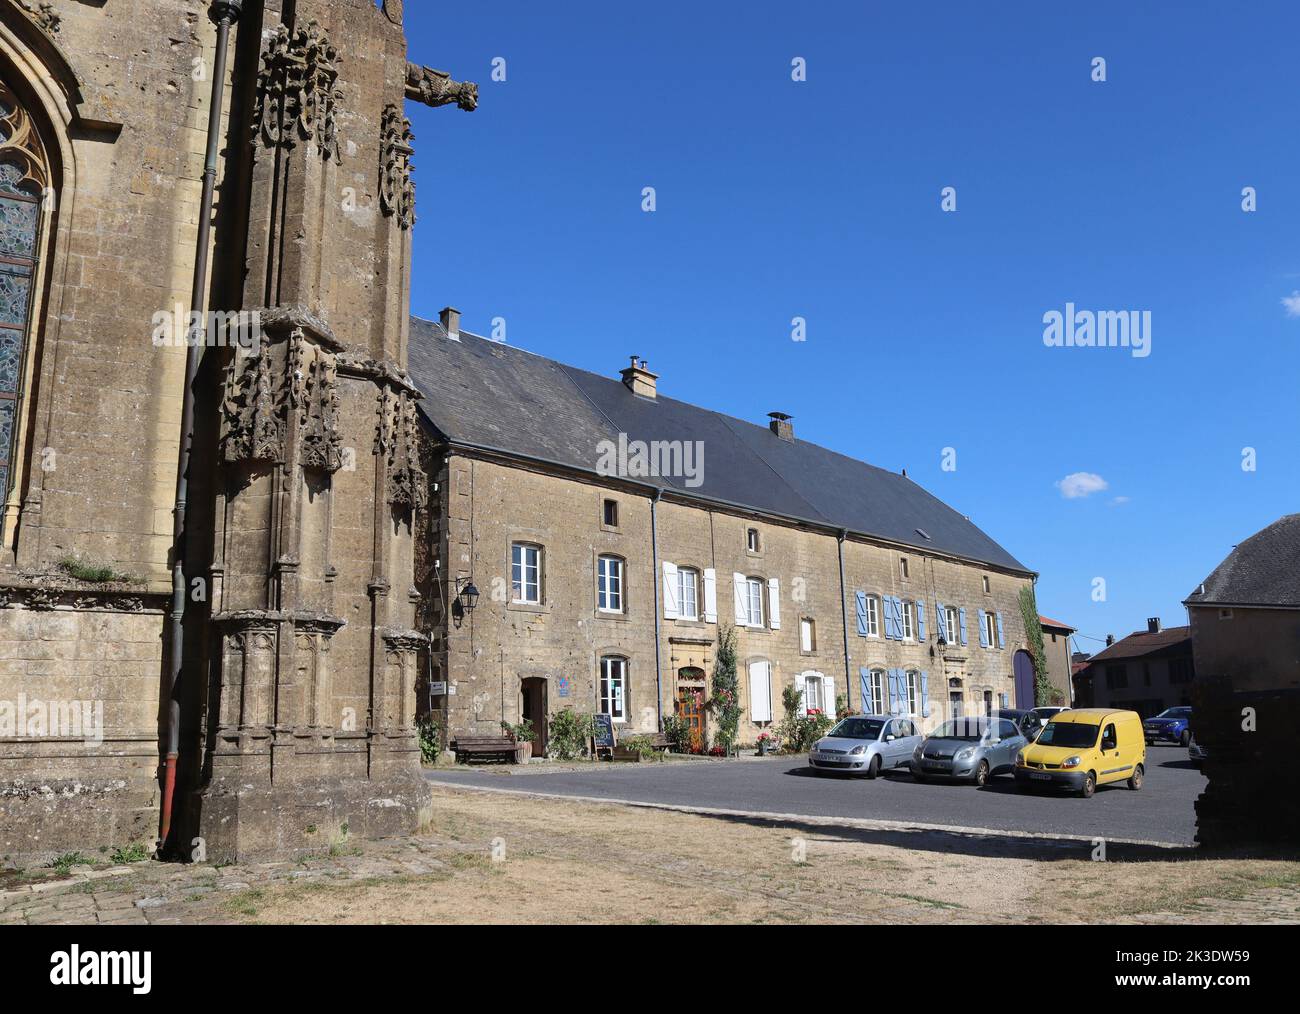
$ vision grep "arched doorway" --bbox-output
[1013,650,1036,709]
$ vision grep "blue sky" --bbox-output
[402,0,1300,656]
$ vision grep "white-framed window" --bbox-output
[599,656,627,722]
[800,617,816,652]
[983,611,997,647]
[865,595,881,638]
[905,670,920,715]
[511,543,541,604]
[744,577,764,627]
[598,555,624,612]
[867,669,886,715]
[602,499,619,528]
[945,605,960,643]
[746,527,761,553]
[901,601,915,641]
[676,567,699,620]
[804,678,822,713]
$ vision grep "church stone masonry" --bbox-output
[0,0,476,864]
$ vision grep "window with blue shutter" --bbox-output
[935,601,947,642]
[883,597,896,640]
[995,612,1005,649]
[920,671,930,717]
[859,667,871,710]
[855,591,868,636]
[959,608,968,646]
[916,599,926,641]
[978,609,989,648]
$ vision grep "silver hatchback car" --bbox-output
[808,715,922,778]
[909,716,1028,786]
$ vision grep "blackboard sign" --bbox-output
[592,713,616,750]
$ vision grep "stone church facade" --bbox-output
[0,0,474,864]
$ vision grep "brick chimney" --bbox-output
[1147,617,1162,634]
[768,412,794,441]
[620,356,657,399]
[440,306,461,342]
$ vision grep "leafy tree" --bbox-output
[709,625,741,756]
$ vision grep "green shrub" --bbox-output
[110,843,150,865]
[661,714,695,753]
[47,852,95,874]
[416,715,441,765]
[56,556,142,585]
[548,709,593,760]
[619,735,662,761]
[776,685,833,753]
[501,718,534,743]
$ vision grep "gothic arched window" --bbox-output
[0,76,48,504]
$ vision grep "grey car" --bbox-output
[909,716,1028,786]
[808,715,922,778]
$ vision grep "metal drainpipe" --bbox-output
[160,0,243,850]
[837,529,851,710]
[650,488,664,730]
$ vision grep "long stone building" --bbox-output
[410,312,1042,754]
[0,0,475,864]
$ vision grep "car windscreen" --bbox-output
[1155,708,1191,719]
[931,719,988,741]
[1037,722,1099,748]
[829,718,885,740]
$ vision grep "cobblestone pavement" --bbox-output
[0,836,474,926]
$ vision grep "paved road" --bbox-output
[427,745,1205,846]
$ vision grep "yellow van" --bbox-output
[1013,709,1146,798]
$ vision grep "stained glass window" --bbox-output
[0,78,47,503]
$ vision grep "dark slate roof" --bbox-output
[407,319,1031,574]
[1086,626,1192,664]
[1184,514,1300,608]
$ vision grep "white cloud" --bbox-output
[1283,291,1300,318]
[1057,472,1109,499]
[1109,496,1131,506]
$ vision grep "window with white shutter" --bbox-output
[677,568,698,620]
[749,660,772,723]
[767,578,781,629]
[703,569,718,623]
[662,562,679,619]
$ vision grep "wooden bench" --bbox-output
[610,732,672,761]
[452,736,518,764]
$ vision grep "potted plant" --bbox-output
[756,730,775,756]
[501,719,535,763]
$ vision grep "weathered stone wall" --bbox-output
[1188,605,1300,692]
[0,0,233,863]
[0,599,164,863]
[425,448,1033,751]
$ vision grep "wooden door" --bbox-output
[677,689,705,753]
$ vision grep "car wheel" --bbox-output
[1128,764,1144,791]
[1180,729,1191,747]
[973,760,990,787]
[1080,771,1096,798]
[866,754,882,780]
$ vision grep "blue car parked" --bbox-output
[1143,706,1193,746]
